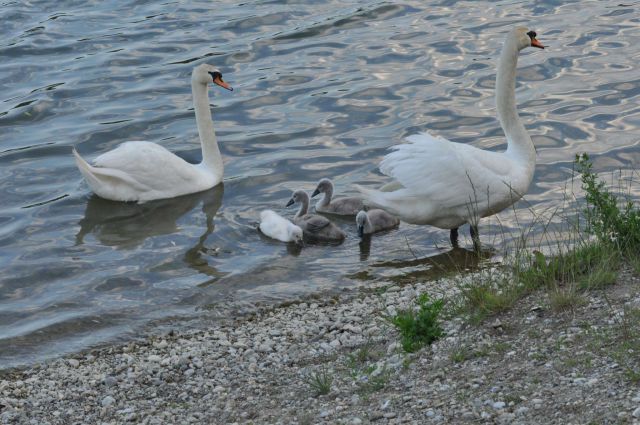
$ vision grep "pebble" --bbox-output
[632,407,640,418]
[492,401,506,410]
[101,396,115,408]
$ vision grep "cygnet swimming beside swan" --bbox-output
[356,209,400,237]
[312,178,364,216]
[286,189,346,243]
[259,210,303,244]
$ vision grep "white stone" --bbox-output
[67,359,79,368]
[148,355,161,363]
[632,407,640,418]
[492,401,506,410]
[101,396,115,408]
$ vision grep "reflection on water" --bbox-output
[1,0,640,368]
[372,247,495,285]
[76,186,223,249]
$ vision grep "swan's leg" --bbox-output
[469,225,481,252]
[449,228,459,248]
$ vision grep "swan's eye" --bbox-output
[208,71,222,81]
[526,30,537,39]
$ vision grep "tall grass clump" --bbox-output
[388,294,444,353]
[456,153,639,323]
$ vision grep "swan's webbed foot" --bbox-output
[469,225,481,252]
[449,228,459,248]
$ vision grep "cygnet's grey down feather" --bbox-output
[286,189,346,243]
[311,178,364,216]
[356,209,400,237]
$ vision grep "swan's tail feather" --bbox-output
[73,148,103,192]
[354,184,391,211]
[73,147,147,201]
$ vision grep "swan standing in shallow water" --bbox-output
[357,27,544,250]
[259,210,303,244]
[311,178,364,216]
[286,190,346,243]
[73,64,233,203]
[356,209,400,237]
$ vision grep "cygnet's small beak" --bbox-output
[286,198,295,207]
[213,75,233,91]
[311,188,320,198]
[530,37,545,49]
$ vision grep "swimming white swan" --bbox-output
[356,209,400,237]
[286,189,346,243]
[357,27,544,249]
[259,210,304,244]
[311,178,364,216]
[73,64,233,203]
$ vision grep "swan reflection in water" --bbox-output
[367,244,494,283]
[76,186,226,281]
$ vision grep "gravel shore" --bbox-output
[2,265,640,424]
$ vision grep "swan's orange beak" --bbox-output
[213,76,233,91]
[530,37,545,49]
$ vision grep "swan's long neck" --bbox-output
[192,80,223,178]
[496,39,536,166]
[296,195,310,218]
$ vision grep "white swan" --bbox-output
[259,210,304,244]
[73,64,233,203]
[357,27,544,249]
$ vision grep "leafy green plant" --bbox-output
[576,153,640,253]
[388,294,444,353]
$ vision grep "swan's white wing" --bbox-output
[379,132,517,208]
[93,141,203,192]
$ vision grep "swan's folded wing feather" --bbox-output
[302,214,331,233]
[93,141,199,191]
[378,132,517,207]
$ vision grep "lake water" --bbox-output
[2,0,640,369]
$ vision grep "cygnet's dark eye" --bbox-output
[526,30,537,39]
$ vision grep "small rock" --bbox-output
[103,376,117,387]
[101,396,115,408]
[350,418,363,425]
[632,407,640,418]
[148,355,162,363]
[369,411,384,421]
[67,359,80,368]
[493,401,506,410]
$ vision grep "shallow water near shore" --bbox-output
[2,0,640,369]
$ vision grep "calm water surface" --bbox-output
[2,0,640,369]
